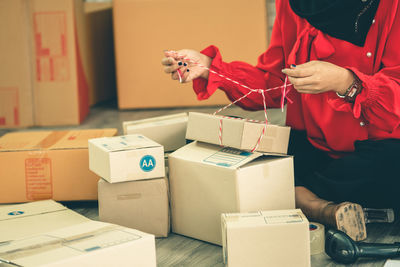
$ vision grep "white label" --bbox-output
[264,214,303,224]
[203,147,253,167]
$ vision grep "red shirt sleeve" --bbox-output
[192,18,288,111]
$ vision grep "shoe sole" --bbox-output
[335,202,367,241]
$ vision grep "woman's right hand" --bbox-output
[161,49,212,83]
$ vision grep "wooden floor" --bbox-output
[1,101,399,267]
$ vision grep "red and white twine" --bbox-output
[166,50,293,152]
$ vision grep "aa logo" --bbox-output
[140,155,156,172]
[8,211,24,216]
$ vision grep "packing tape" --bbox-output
[309,222,325,255]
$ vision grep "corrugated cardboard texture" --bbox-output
[123,113,188,152]
[186,112,291,154]
[98,177,170,237]
[113,0,268,109]
[0,129,117,203]
[222,210,310,267]
[84,2,116,106]
[0,0,91,127]
[0,0,34,128]
[169,142,295,245]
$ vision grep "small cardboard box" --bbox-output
[123,113,188,152]
[98,177,170,237]
[186,112,291,154]
[113,0,268,109]
[0,0,91,127]
[89,134,165,183]
[168,141,295,245]
[221,210,311,267]
[0,200,156,267]
[0,129,117,203]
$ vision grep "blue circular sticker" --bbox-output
[140,155,156,172]
[8,211,24,216]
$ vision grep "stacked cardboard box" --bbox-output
[0,128,117,203]
[89,134,170,237]
[221,209,311,267]
[123,113,188,152]
[0,200,156,267]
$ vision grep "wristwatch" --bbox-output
[336,76,362,103]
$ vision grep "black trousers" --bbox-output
[288,130,400,209]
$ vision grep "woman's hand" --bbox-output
[282,61,354,95]
[162,49,212,83]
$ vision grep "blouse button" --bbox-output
[366,52,372,58]
[360,121,365,127]
[372,19,376,24]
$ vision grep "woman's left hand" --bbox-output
[282,61,354,95]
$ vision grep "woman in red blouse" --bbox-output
[162,0,400,241]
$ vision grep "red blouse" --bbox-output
[193,0,400,157]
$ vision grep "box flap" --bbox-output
[90,134,162,152]
[123,112,188,133]
[170,141,262,169]
[0,131,53,152]
[0,200,89,242]
[50,129,117,149]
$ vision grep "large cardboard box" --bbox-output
[89,134,165,183]
[186,112,291,154]
[221,210,311,267]
[0,128,117,203]
[168,141,295,245]
[123,113,188,152]
[98,177,170,237]
[0,0,91,127]
[0,200,156,267]
[84,2,116,106]
[113,0,268,109]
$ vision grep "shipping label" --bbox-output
[25,158,53,200]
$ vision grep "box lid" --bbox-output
[170,141,263,169]
[90,134,162,152]
[0,129,117,152]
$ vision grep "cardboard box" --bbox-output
[0,0,34,128]
[168,141,295,245]
[98,177,170,237]
[123,113,188,152]
[0,200,156,267]
[89,134,165,183]
[84,2,116,106]
[221,210,311,267]
[186,112,291,154]
[113,0,268,109]
[0,128,117,203]
[0,0,92,127]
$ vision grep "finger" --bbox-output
[287,76,316,87]
[180,67,191,83]
[282,66,314,78]
[161,57,175,66]
[164,64,180,74]
[171,71,179,80]
[294,88,324,94]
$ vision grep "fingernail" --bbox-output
[178,62,183,66]
[291,64,296,68]
[184,62,187,67]
[187,69,190,72]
